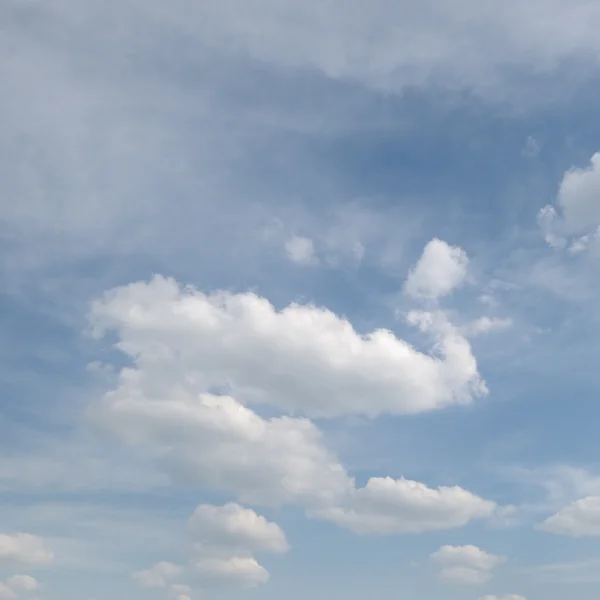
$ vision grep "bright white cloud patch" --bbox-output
[88,277,497,535]
[314,478,496,534]
[432,544,506,571]
[557,153,600,234]
[404,239,469,301]
[90,390,352,508]
[540,496,600,536]
[90,275,485,419]
[191,556,269,588]
[133,562,182,589]
[431,544,505,585]
[0,534,53,567]
[285,235,318,265]
[538,152,600,249]
[134,503,286,593]
[189,503,289,554]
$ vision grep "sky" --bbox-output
[4,1,600,599]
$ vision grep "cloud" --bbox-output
[0,584,17,600]
[521,135,541,158]
[189,504,289,554]
[133,562,182,589]
[5,575,41,592]
[431,544,505,585]
[134,503,287,592]
[0,534,53,567]
[461,316,513,337]
[432,544,506,571]
[404,239,469,301]
[89,275,486,420]
[313,478,496,534]
[90,390,352,508]
[157,0,600,103]
[540,496,600,536]
[88,277,498,533]
[284,236,319,266]
[191,556,268,589]
[538,152,600,250]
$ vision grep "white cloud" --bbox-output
[461,316,513,337]
[538,153,600,250]
[521,135,541,158]
[90,275,486,420]
[540,496,600,536]
[132,562,182,589]
[88,277,498,534]
[431,544,506,571]
[557,153,600,235]
[431,544,505,585]
[313,478,496,534]
[0,534,53,567]
[5,575,41,591]
[191,556,269,588]
[189,504,289,554]
[134,504,286,593]
[285,236,318,265]
[90,390,352,508]
[404,239,469,301]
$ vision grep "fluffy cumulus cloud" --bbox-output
[4,576,40,592]
[285,235,319,265]
[89,275,485,419]
[540,496,600,536]
[0,534,53,567]
[189,503,289,554]
[314,479,496,535]
[88,276,498,536]
[538,152,600,251]
[404,239,469,301]
[133,562,182,589]
[0,575,41,600]
[191,556,269,589]
[431,544,505,585]
[134,503,288,593]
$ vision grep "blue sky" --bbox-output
[4,2,600,600]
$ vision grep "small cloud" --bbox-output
[284,235,319,266]
[404,239,469,301]
[462,316,513,337]
[521,135,541,158]
[431,544,505,585]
